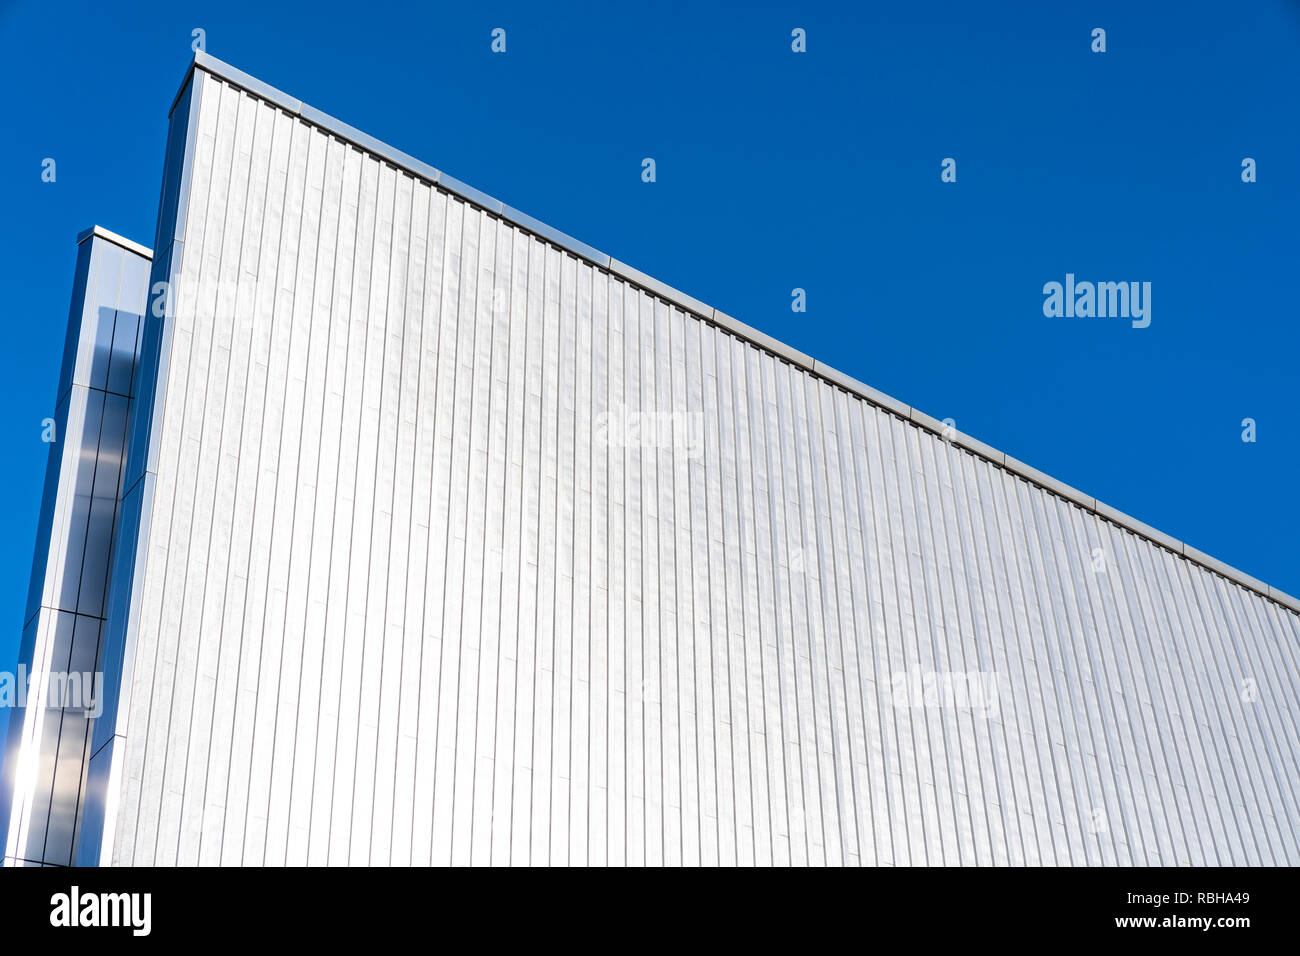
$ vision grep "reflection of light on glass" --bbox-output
[7,639,55,861]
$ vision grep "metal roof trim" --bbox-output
[76,225,154,260]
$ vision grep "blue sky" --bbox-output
[0,0,1296,741]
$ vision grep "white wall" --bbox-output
[85,68,1300,866]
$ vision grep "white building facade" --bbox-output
[3,54,1298,866]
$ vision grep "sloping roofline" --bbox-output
[162,51,1299,616]
[76,225,153,259]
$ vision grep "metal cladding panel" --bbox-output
[92,71,1300,866]
[0,232,149,867]
[74,71,203,868]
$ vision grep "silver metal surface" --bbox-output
[608,258,712,319]
[0,56,1284,868]
[76,66,206,866]
[61,64,1300,866]
[0,230,151,867]
[712,308,812,368]
[500,204,609,269]
[74,226,153,261]
[1002,455,1097,513]
[155,52,1299,607]
[428,171,503,216]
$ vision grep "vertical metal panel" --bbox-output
[71,69,1300,867]
[1,230,150,867]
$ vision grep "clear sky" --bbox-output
[1,0,1296,748]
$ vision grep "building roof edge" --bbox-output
[175,52,1300,617]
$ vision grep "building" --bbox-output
[3,52,1298,866]
[0,227,151,867]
